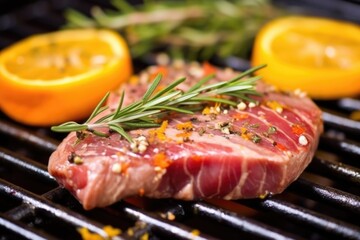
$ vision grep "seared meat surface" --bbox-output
[49,63,323,209]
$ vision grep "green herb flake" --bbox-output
[268,126,277,134]
[252,134,262,143]
[249,123,260,129]
[198,127,206,136]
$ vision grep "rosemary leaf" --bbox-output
[150,77,186,100]
[187,73,215,92]
[147,105,194,114]
[85,92,110,124]
[109,123,132,142]
[142,73,163,102]
[191,97,236,106]
[122,122,160,129]
[51,123,87,132]
[168,92,199,106]
[109,109,161,124]
[142,91,181,108]
[63,0,283,60]
[111,0,135,13]
[113,90,125,120]
[214,85,254,95]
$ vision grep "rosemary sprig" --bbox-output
[63,0,282,60]
[51,64,265,142]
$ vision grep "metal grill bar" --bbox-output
[0,179,124,240]
[241,198,360,240]
[322,111,360,134]
[0,213,53,240]
[309,157,360,184]
[337,98,360,111]
[290,177,360,214]
[120,204,213,240]
[0,120,58,152]
[191,202,302,240]
[320,134,360,158]
[0,147,55,183]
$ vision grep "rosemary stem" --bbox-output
[51,64,265,142]
[92,5,206,29]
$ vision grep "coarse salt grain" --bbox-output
[112,163,122,173]
[154,166,162,172]
[276,107,283,114]
[172,59,185,69]
[298,135,308,146]
[155,53,170,65]
[248,102,257,108]
[189,66,204,77]
[237,102,246,110]
[130,136,149,153]
[138,144,147,153]
[214,123,222,129]
[294,88,307,98]
[221,127,230,135]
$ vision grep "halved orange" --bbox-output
[0,29,132,126]
[251,16,360,99]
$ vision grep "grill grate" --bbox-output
[1,0,360,239]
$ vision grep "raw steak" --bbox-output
[48,62,323,210]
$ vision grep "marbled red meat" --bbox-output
[48,63,323,209]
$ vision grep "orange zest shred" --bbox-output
[202,61,216,75]
[215,102,221,108]
[291,124,305,135]
[120,162,130,175]
[202,107,211,115]
[191,229,201,237]
[176,121,193,131]
[265,100,284,113]
[240,127,252,140]
[127,228,134,237]
[77,225,122,240]
[202,102,222,115]
[149,120,168,142]
[191,155,203,162]
[176,121,194,141]
[78,228,103,240]
[176,132,192,139]
[138,188,145,196]
[140,233,149,240]
[232,112,249,120]
[113,154,131,174]
[129,75,139,85]
[259,192,269,199]
[275,142,287,151]
[153,152,171,169]
[350,111,360,121]
[149,65,168,81]
[103,226,122,237]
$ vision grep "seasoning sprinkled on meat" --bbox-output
[48,62,323,209]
